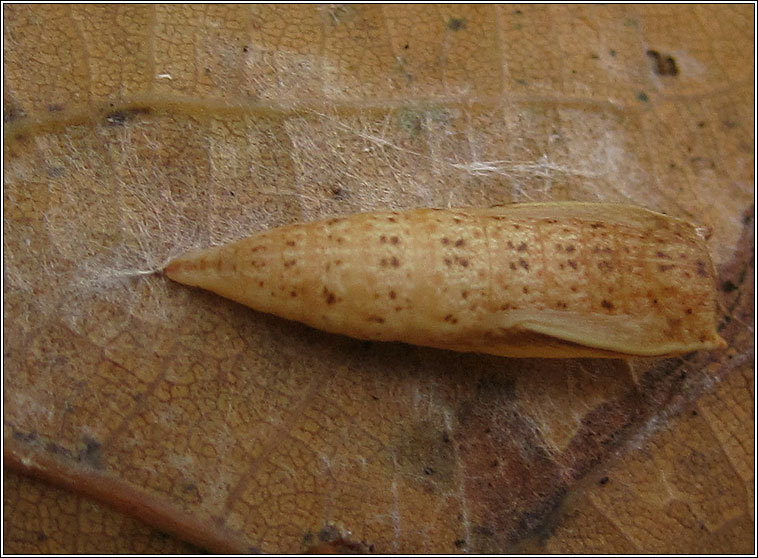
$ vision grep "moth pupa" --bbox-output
[164,203,727,358]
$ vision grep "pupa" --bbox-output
[164,202,727,358]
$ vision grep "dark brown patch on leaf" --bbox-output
[647,49,679,76]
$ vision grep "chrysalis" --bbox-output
[164,203,727,358]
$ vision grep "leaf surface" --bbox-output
[3,4,753,553]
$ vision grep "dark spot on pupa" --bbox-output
[517,242,528,252]
[696,260,708,277]
[455,239,465,247]
[443,314,458,324]
[258,281,265,287]
[424,466,434,475]
[565,245,576,253]
[458,258,469,267]
[522,286,529,294]
[367,315,385,323]
[381,258,387,266]
[658,264,674,271]
[391,256,400,267]
[454,539,466,547]
[444,257,452,266]
[390,235,399,244]
[597,261,614,272]
[590,223,606,229]
[284,259,296,267]
[461,290,468,299]
[388,216,397,223]
[380,235,387,244]
[685,308,693,314]
[566,260,577,270]
[601,299,614,310]
[509,262,517,270]
[507,240,515,249]
[599,476,609,485]
[519,259,529,270]
[389,290,397,299]
[290,291,297,297]
[442,237,450,245]
[656,251,670,259]
[442,431,451,443]
[323,287,337,305]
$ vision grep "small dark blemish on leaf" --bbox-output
[80,435,103,469]
[105,106,152,126]
[447,17,467,31]
[599,476,609,485]
[722,280,738,293]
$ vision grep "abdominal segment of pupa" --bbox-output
[164,202,727,358]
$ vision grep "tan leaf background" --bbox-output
[3,4,754,554]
